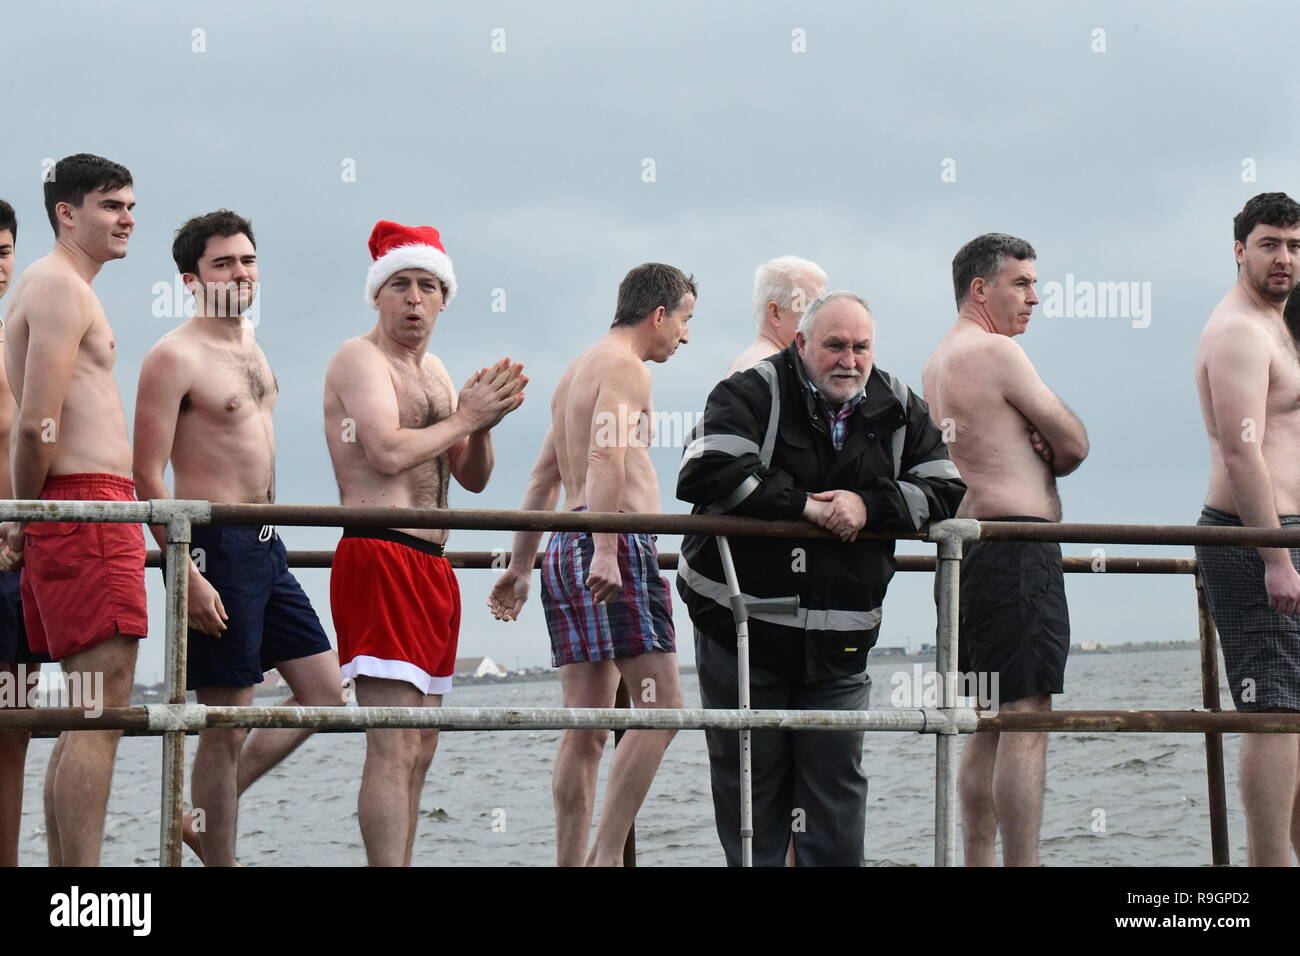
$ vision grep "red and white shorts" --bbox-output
[330,528,460,694]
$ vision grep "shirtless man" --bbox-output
[727,255,826,375]
[1195,192,1300,866]
[923,233,1089,866]
[133,209,344,866]
[324,221,524,866]
[0,198,52,867]
[488,262,694,866]
[1,154,146,866]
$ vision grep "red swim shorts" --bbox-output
[330,528,461,695]
[21,473,148,661]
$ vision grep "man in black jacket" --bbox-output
[678,290,965,866]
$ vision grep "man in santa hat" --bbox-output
[324,220,525,866]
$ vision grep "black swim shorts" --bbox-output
[957,517,1070,705]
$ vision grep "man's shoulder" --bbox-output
[1202,305,1274,346]
[19,260,93,312]
[590,345,650,389]
[141,328,202,374]
[1199,307,1280,374]
[734,348,789,383]
[727,340,780,376]
[324,336,387,391]
[957,328,1025,362]
[330,334,382,364]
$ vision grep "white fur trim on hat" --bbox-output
[365,245,457,309]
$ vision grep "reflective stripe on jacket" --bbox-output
[676,345,965,678]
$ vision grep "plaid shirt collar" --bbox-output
[794,354,867,451]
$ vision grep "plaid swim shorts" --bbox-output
[540,510,675,667]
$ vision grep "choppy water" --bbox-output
[16,650,1254,866]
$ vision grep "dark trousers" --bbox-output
[695,628,870,866]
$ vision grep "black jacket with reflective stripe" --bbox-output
[676,346,966,678]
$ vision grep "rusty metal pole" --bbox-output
[156,503,202,867]
[929,520,979,867]
[1195,571,1230,866]
[613,679,637,867]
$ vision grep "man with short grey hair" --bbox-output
[923,233,1088,866]
[681,290,965,865]
[727,255,827,375]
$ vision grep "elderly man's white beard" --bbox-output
[810,368,866,404]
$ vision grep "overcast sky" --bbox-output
[4,0,1299,683]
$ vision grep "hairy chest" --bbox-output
[183,347,278,418]
[391,363,451,430]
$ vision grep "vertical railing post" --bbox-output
[715,536,754,868]
[1194,570,1230,866]
[929,519,978,868]
[159,506,193,867]
[613,679,637,867]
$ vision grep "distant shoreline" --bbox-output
[127,638,1200,701]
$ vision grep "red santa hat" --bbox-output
[365,220,457,308]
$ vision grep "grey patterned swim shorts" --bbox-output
[1195,506,1300,712]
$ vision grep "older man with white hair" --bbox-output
[679,291,965,866]
[727,255,827,375]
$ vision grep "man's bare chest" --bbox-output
[184,348,277,417]
[391,364,451,430]
[79,313,119,373]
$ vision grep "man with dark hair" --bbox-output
[0,200,52,868]
[1195,191,1300,866]
[41,153,133,236]
[680,290,963,866]
[0,199,15,249]
[1,153,144,866]
[326,220,524,866]
[488,262,694,866]
[133,209,343,866]
[923,233,1088,866]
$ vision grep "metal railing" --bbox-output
[3,499,1299,866]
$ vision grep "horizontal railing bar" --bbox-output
[1,500,1294,548]
[980,710,1300,732]
[207,504,864,539]
[973,520,1300,548]
[0,706,974,734]
[0,500,154,522]
[140,550,1200,574]
[2,706,1294,734]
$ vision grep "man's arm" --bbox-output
[1205,326,1300,613]
[999,339,1089,475]
[583,359,650,602]
[677,371,808,520]
[12,276,89,499]
[0,341,14,495]
[132,341,228,635]
[858,388,966,532]
[0,344,20,571]
[327,342,519,477]
[133,341,190,552]
[488,427,562,621]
